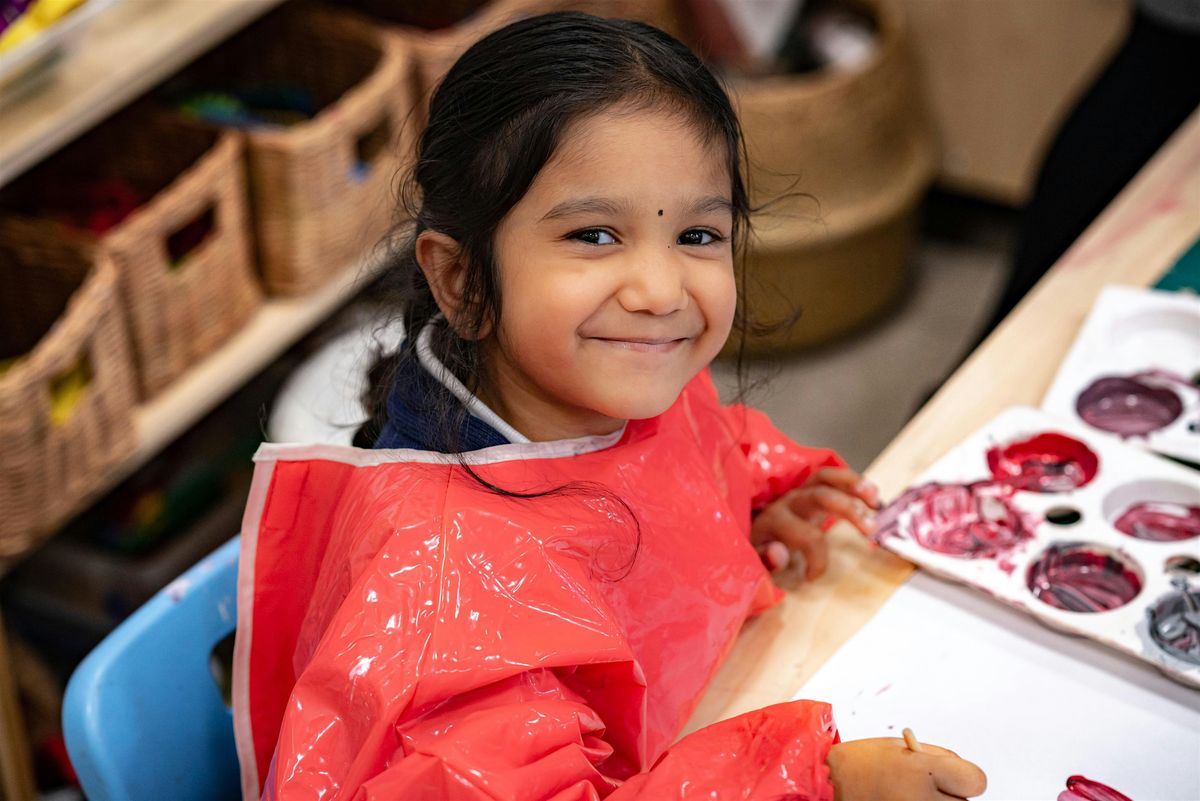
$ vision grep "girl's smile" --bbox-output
[585,336,690,354]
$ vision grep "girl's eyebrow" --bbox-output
[541,195,732,221]
[541,196,632,222]
[687,195,734,216]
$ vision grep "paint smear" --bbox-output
[1027,545,1141,613]
[986,433,1099,492]
[876,482,1034,558]
[1113,501,1200,542]
[1057,774,1133,801]
[1076,374,1184,437]
[1148,581,1200,666]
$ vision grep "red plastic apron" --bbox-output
[234,371,844,800]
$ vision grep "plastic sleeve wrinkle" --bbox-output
[344,695,838,800]
[726,404,847,509]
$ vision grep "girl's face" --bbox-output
[483,106,737,440]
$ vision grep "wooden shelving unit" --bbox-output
[0,0,287,186]
[131,260,381,465]
[0,2,387,798]
[0,257,386,579]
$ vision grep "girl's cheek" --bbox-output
[707,271,738,331]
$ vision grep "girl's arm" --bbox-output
[684,370,847,509]
[343,686,837,801]
[705,376,878,577]
[723,399,849,510]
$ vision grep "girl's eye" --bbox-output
[571,229,617,246]
[678,229,722,246]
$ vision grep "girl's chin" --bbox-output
[595,390,683,422]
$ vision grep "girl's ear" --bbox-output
[415,230,491,339]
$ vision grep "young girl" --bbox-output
[234,12,987,801]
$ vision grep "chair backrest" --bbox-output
[268,310,403,446]
[63,536,241,801]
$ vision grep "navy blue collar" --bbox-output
[371,325,516,452]
[371,349,509,451]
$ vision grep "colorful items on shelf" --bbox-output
[20,176,215,265]
[90,446,245,554]
[0,0,85,52]
[33,178,141,234]
[48,359,89,427]
[2,349,90,430]
[175,82,318,129]
[0,0,34,37]
[175,82,370,180]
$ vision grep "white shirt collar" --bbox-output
[414,320,532,444]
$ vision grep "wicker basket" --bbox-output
[336,0,681,124]
[173,3,416,296]
[0,218,138,559]
[4,107,262,399]
[728,0,938,354]
[329,0,512,128]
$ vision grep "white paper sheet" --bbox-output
[794,572,1200,800]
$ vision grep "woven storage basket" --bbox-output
[173,3,415,296]
[334,0,525,127]
[726,0,937,354]
[337,0,681,125]
[0,218,138,559]
[5,107,261,399]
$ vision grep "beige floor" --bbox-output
[712,199,1014,471]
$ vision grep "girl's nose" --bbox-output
[617,250,689,315]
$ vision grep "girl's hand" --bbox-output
[751,467,881,579]
[827,737,988,801]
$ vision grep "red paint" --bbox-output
[1028,545,1142,613]
[1076,376,1183,437]
[1114,501,1200,542]
[986,433,1099,492]
[876,482,1034,558]
[1057,774,1133,801]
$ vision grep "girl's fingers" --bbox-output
[753,505,829,580]
[798,522,828,579]
[757,540,791,571]
[812,467,881,509]
[897,740,986,798]
[929,754,988,799]
[788,486,878,537]
[777,513,828,580]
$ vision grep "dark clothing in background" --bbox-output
[983,5,1200,333]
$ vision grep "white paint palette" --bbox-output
[1042,285,1200,463]
[878,406,1200,688]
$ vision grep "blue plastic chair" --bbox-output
[63,536,242,801]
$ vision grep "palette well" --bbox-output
[1042,286,1200,463]
[876,406,1200,688]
